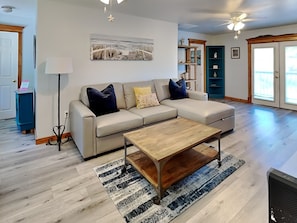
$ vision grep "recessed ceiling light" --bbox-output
[1,5,15,13]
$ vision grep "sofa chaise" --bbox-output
[69,78,235,159]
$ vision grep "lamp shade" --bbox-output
[45,57,73,75]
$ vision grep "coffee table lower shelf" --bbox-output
[126,143,220,202]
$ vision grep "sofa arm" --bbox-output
[69,100,96,159]
[187,90,208,101]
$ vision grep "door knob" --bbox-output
[275,71,279,79]
[12,80,16,83]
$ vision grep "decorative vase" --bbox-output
[214,52,217,58]
[213,72,217,78]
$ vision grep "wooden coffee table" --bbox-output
[123,117,222,204]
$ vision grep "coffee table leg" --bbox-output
[152,160,168,205]
[218,137,221,167]
[121,137,128,174]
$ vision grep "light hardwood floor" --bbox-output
[1,101,297,223]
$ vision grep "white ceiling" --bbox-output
[1,0,297,34]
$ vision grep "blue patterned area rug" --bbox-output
[93,152,245,223]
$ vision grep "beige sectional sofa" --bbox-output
[69,78,235,159]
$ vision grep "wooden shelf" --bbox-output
[126,143,219,190]
[206,46,225,98]
[178,45,198,90]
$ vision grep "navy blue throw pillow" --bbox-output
[87,84,119,116]
[169,79,187,99]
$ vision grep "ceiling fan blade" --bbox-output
[238,13,247,20]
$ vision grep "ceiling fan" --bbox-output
[99,0,126,22]
[226,12,248,39]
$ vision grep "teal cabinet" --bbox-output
[206,46,225,98]
[15,90,34,132]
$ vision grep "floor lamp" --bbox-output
[45,57,73,151]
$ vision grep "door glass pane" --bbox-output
[285,46,297,104]
[253,48,274,101]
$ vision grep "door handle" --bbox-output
[275,71,279,79]
[12,80,16,83]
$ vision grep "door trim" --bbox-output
[188,38,207,91]
[0,24,24,88]
[247,33,297,103]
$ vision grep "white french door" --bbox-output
[252,43,280,107]
[252,41,297,110]
[279,41,297,110]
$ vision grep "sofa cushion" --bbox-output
[123,80,156,109]
[96,109,143,137]
[161,99,234,125]
[136,93,160,109]
[153,78,177,102]
[169,79,187,99]
[129,105,177,125]
[81,82,126,109]
[87,85,119,116]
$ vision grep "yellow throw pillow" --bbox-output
[136,93,160,109]
[134,86,152,108]
[133,86,152,96]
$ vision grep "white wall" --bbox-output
[35,1,178,140]
[178,31,210,45]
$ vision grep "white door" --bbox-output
[0,31,18,119]
[252,41,297,111]
[279,41,297,110]
[252,43,280,107]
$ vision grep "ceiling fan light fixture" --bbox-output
[234,21,245,31]
[100,0,125,4]
[100,0,109,4]
[227,23,234,30]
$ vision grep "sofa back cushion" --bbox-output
[80,82,126,109]
[153,78,177,102]
[123,80,156,109]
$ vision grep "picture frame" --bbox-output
[90,34,154,61]
[231,47,240,59]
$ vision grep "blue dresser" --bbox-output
[15,89,34,132]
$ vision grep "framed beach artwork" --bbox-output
[90,34,154,61]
